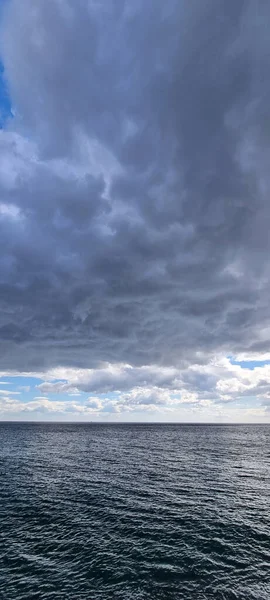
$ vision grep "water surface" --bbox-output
[0,423,269,599]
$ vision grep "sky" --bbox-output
[0,0,270,422]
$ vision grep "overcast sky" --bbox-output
[0,0,270,422]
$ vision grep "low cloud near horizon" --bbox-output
[1,0,270,421]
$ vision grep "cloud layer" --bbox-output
[0,1,270,419]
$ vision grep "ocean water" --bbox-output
[0,423,269,600]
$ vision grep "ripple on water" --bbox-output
[0,423,270,599]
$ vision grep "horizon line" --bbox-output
[0,420,269,425]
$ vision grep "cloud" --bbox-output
[1,357,270,419]
[86,396,103,410]
[34,358,270,403]
[120,386,173,408]
[0,395,104,416]
[2,354,270,417]
[0,1,270,419]
[36,364,179,394]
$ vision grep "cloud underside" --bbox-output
[1,1,270,417]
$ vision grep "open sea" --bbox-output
[0,423,269,600]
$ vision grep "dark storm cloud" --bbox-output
[0,0,270,371]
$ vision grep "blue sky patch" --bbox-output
[229,358,270,370]
[0,61,12,127]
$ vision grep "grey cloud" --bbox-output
[36,358,270,407]
[37,364,179,395]
[0,0,270,374]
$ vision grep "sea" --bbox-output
[0,423,269,600]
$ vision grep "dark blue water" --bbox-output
[0,423,269,599]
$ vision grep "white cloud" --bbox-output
[87,397,103,410]
[0,395,104,416]
[0,389,20,395]
[2,354,270,419]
